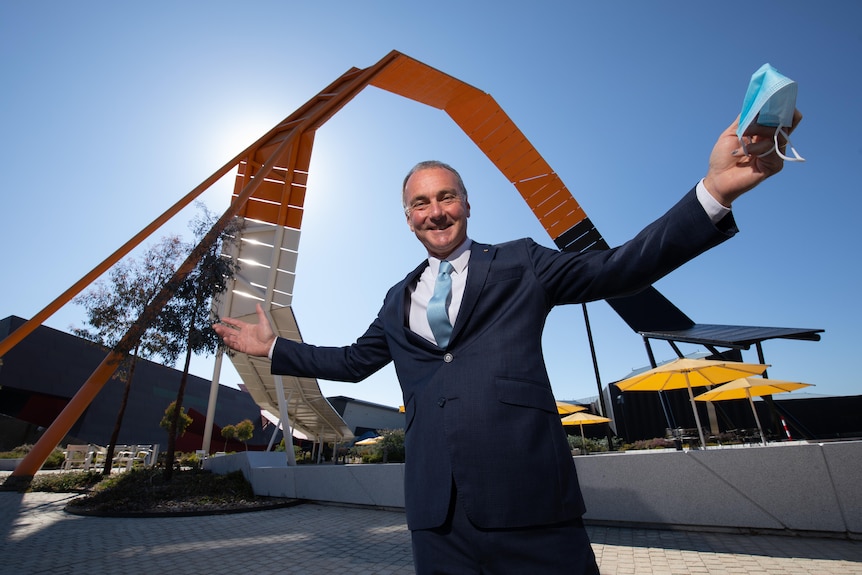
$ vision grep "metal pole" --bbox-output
[275,379,296,465]
[581,304,615,449]
[266,418,280,452]
[202,349,225,454]
[643,337,675,432]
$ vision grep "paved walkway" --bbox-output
[2,491,861,574]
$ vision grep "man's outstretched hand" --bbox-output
[703,109,803,207]
[213,303,276,358]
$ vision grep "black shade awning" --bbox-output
[638,324,823,350]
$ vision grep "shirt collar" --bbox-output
[428,238,471,275]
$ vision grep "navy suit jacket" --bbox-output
[272,187,737,530]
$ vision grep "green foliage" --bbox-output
[378,429,405,461]
[221,424,237,442]
[567,434,610,454]
[360,450,384,464]
[295,448,312,463]
[621,437,677,450]
[65,468,256,513]
[0,445,65,469]
[72,235,190,477]
[349,429,406,463]
[235,420,254,444]
[178,451,203,470]
[220,419,254,451]
[160,401,193,438]
[274,439,302,460]
[157,204,241,479]
[45,448,66,469]
[72,234,187,368]
[156,203,241,361]
[28,471,105,493]
[0,444,34,458]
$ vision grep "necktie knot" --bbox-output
[438,260,453,277]
[427,261,454,348]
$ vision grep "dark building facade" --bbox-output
[605,382,862,444]
[327,395,405,440]
[0,316,273,452]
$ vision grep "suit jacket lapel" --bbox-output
[399,260,435,347]
[451,242,495,342]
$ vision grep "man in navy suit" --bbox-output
[215,114,800,574]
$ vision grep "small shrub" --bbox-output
[44,448,66,469]
[622,437,676,450]
[0,445,65,469]
[235,419,254,450]
[66,468,256,513]
[361,450,383,463]
[178,451,202,470]
[567,435,608,454]
[29,471,105,493]
[0,444,33,459]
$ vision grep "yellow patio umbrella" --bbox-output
[354,436,382,446]
[614,358,770,448]
[556,401,587,415]
[560,412,612,454]
[695,377,813,445]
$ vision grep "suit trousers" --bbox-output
[411,482,600,574]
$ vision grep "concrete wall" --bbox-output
[205,440,861,538]
[575,442,861,536]
[207,452,405,509]
[0,459,22,471]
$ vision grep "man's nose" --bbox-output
[428,200,445,217]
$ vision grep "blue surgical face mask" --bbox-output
[737,63,805,162]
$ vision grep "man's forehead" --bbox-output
[406,168,459,192]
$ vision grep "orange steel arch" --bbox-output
[4,50,604,480]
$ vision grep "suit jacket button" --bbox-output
[443,353,454,363]
[437,397,446,407]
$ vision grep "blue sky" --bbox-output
[1,1,859,410]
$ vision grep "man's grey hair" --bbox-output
[401,160,469,212]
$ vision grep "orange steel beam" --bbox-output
[368,54,592,243]
[8,50,599,480]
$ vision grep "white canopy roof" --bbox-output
[215,217,354,444]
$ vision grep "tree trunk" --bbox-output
[102,352,139,475]
[163,339,193,481]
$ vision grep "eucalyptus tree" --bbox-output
[159,204,239,480]
[73,235,186,474]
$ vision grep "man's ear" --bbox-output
[406,212,415,232]
[465,200,471,218]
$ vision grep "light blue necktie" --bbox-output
[427,260,454,348]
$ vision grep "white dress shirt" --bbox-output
[409,239,472,345]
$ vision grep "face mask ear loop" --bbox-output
[757,127,806,162]
[775,127,806,162]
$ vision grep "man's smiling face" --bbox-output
[403,166,471,259]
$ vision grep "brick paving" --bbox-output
[2,492,861,574]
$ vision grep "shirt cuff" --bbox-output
[268,338,277,360]
[696,179,732,224]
